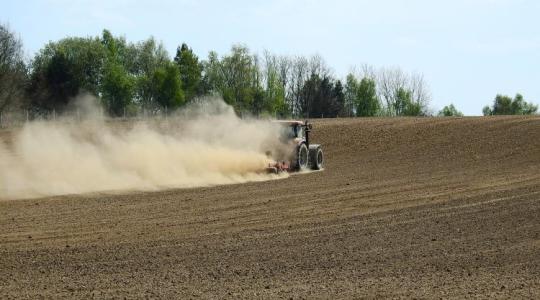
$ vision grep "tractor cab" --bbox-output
[275,120,312,145]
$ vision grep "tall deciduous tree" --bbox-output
[202,45,261,114]
[377,67,430,116]
[152,62,184,109]
[131,37,169,110]
[29,37,106,111]
[101,62,134,116]
[0,24,27,113]
[394,88,422,116]
[355,77,380,117]
[174,43,202,102]
[223,45,258,111]
[344,73,381,117]
[261,51,288,117]
[100,29,135,116]
[287,56,309,117]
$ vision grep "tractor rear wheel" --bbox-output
[309,146,324,170]
[296,143,309,171]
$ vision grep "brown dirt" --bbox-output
[1,116,539,299]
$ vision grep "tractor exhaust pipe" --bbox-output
[304,120,312,146]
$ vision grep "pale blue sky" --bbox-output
[3,0,539,115]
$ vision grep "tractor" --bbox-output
[266,120,324,173]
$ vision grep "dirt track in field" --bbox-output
[1,116,540,299]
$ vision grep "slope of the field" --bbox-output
[1,117,539,299]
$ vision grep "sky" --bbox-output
[2,0,539,115]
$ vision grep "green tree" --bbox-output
[355,77,380,117]
[394,88,422,116]
[251,86,266,116]
[174,43,202,102]
[29,37,106,111]
[101,29,118,59]
[492,94,512,115]
[101,63,134,116]
[333,80,345,117]
[483,94,538,116]
[438,104,463,117]
[299,73,319,117]
[201,45,261,114]
[299,74,343,118]
[510,94,537,115]
[287,56,310,117]
[200,50,221,96]
[0,24,27,112]
[482,105,492,116]
[100,29,135,116]
[261,52,289,117]
[222,45,259,111]
[151,62,184,109]
[131,37,169,109]
[375,66,430,116]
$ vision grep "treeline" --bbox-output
[0,24,537,118]
[0,25,432,118]
[482,94,538,116]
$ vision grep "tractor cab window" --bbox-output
[291,124,304,138]
[281,123,304,140]
[281,125,297,140]
[296,125,304,139]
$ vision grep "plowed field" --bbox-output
[1,116,539,299]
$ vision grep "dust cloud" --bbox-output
[0,97,289,200]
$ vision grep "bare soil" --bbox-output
[1,116,539,299]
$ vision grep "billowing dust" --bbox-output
[0,97,291,200]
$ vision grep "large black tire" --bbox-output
[309,145,324,170]
[295,143,309,171]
